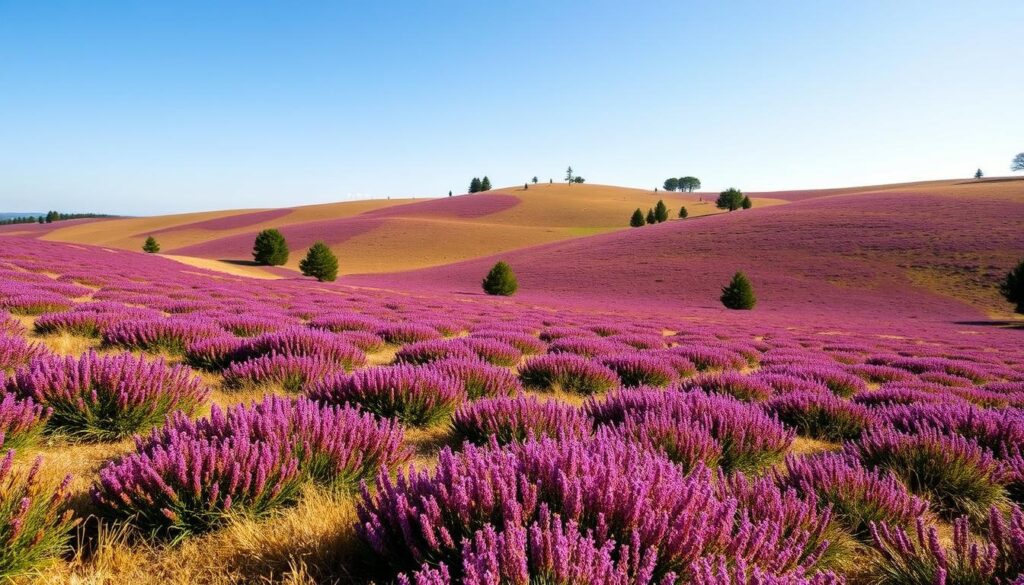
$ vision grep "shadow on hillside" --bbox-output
[219,259,262,267]
[953,320,1024,330]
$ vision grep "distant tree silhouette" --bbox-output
[678,206,688,219]
[448,190,453,197]
[630,208,646,227]
[469,177,482,193]
[252,229,289,266]
[531,176,538,184]
[721,272,756,310]
[480,176,492,191]
[524,183,528,190]
[663,177,679,192]
[741,196,752,210]
[1000,259,1024,314]
[299,241,338,282]
[572,176,585,184]
[679,177,701,192]
[482,261,518,296]
[645,208,656,224]
[565,166,574,183]
[974,169,984,179]
[1012,153,1024,172]
[142,236,160,254]
[716,188,745,212]
[654,200,669,223]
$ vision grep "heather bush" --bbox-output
[426,358,522,399]
[615,411,722,472]
[335,330,386,352]
[873,402,1024,455]
[0,312,23,337]
[518,354,620,395]
[308,365,465,427]
[763,364,866,398]
[0,451,76,579]
[0,393,49,450]
[377,323,442,344]
[183,336,246,370]
[460,337,522,366]
[867,507,1024,584]
[452,395,591,445]
[309,312,383,333]
[753,373,831,395]
[394,339,478,365]
[681,372,774,402]
[764,392,874,441]
[103,318,223,354]
[779,454,928,540]
[547,336,625,358]
[11,352,208,441]
[0,292,73,316]
[0,335,47,374]
[223,353,341,392]
[670,345,747,371]
[602,353,679,387]
[471,330,547,355]
[33,311,122,338]
[851,428,1009,522]
[238,328,366,370]
[215,314,289,337]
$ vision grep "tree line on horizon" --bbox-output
[0,211,113,226]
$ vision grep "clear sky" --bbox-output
[1,1,1022,215]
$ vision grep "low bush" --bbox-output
[452,395,590,445]
[518,354,619,395]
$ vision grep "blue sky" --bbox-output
[1,1,1022,215]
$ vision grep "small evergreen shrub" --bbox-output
[630,208,646,227]
[1000,258,1024,313]
[720,271,756,310]
[481,261,518,296]
[654,199,669,223]
[142,236,160,253]
[678,206,688,219]
[299,241,339,282]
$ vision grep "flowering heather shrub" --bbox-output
[0,451,76,579]
[602,353,679,388]
[762,365,866,398]
[778,454,928,540]
[377,323,442,344]
[143,396,410,491]
[308,365,465,427]
[874,402,1024,455]
[0,292,73,316]
[401,509,674,585]
[394,339,478,365]
[949,385,1024,409]
[215,314,289,337]
[539,326,595,342]
[689,558,844,585]
[867,508,1024,584]
[844,364,914,384]
[33,311,121,338]
[335,330,386,352]
[850,428,1008,522]
[93,431,302,539]
[0,393,49,451]
[223,354,341,392]
[471,330,547,355]
[588,389,793,473]
[308,312,384,333]
[0,335,47,374]
[670,346,747,371]
[452,395,591,445]
[518,354,619,395]
[918,371,974,387]
[238,328,367,370]
[103,318,223,354]
[460,337,522,366]
[359,436,829,581]
[764,392,874,441]
[11,352,208,441]
[547,336,625,358]
[752,373,831,396]
[0,312,24,337]
[871,356,992,384]
[850,385,963,408]
[608,333,666,350]
[615,411,722,472]
[681,372,775,402]
[183,336,246,370]
[426,358,522,399]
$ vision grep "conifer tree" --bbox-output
[630,208,646,227]
[716,188,745,212]
[974,169,983,179]
[469,177,482,193]
[1000,258,1024,314]
[299,241,339,282]
[480,176,492,191]
[741,196,752,210]
[645,208,656,224]
[252,229,289,266]
[142,236,160,254]
[654,200,669,222]
[482,261,518,296]
[679,206,688,219]
[720,272,756,310]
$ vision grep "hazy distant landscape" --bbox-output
[1,2,1023,584]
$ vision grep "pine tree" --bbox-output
[448,190,453,197]
[480,176,492,191]
[142,236,160,254]
[532,176,538,184]
[469,177,482,193]
[565,166,574,183]
[482,261,518,296]
[630,208,646,227]
[524,183,528,190]
[1000,258,1024,314]
[663,178,679,192]
[252,229,289,266]
[716,188,745,212]
[974,169,983,179]
[654,200,669,223]
[720,272,756,310]
[645,208,656,224]
[741,196,752,210]
[679,206,688,219]
[299,241,339,282]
